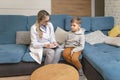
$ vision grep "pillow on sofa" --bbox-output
[105,37,120,46]
[85,30,107,45]
[55,27,68,44]
[16,31,30,44]
[108,25,120,37]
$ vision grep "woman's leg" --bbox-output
[43,48,55,65]
[52,47,63,63]
[62,47,73,64]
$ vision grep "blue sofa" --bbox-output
[0,15,119,80]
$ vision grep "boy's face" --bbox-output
[71,22,80,32]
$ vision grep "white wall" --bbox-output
[0,0,51,15]
[105,0,120,25]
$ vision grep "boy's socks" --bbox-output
[79,69,84,80]
[79,68,84,76]
[79,76,84,80]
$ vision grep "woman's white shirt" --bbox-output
[29,22,56,64]
[30,22,56,48]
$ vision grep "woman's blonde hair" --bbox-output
[36,10,50,38]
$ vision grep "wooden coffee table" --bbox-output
[30,64,79,80]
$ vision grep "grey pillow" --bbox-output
[85,30,107,45]
[55,27,68,44]
[16,31,30,44]
[105,37,120,46]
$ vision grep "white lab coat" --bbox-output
[29,22,56,64]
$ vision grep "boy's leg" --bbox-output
[71,51,84,80]
[62,47,73,64]
[71,51,82,69]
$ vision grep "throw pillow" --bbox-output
[16,31,30,44]
[108,25,120,37]
[55,27,68,44]
[85,30,107,45]
[105,37,120,46]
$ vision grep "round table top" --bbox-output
[30,63,79,80]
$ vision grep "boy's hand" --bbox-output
[71,51,74,56]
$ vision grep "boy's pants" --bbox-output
[62,47,82,69]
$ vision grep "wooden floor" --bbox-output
[0,75,87,80]
[0,75,30,80]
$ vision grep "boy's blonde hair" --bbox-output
[71,17,81,25]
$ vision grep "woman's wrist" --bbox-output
[53,42,58,46]
[44,44,50,48]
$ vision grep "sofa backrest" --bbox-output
[27,14,67,31]
[27,16,37,31]
[0,15,114,44]
[0,15,27,44]
[50,14,67,30]
[65,16,114,33]
[65,16,92,31]
[91,17,114,31]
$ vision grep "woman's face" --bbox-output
[41,15,50,26]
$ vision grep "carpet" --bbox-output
[0,75,87,80]
[0,75,30,80]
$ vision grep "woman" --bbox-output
[29,10,62,64]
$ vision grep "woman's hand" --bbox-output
[44,43,58,48]
[53,42,58,47]
[44,44,50,48]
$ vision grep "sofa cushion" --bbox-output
[91,17,114,31]
[83,43,120,80]
[55,27,68,44]
[108,25,120,37]
[22,46,67,62]
[22,48,48,62]
[85,30,106,45]
[93,43,120,53]
[16,31,30,44]
[0,15,27,44]
[22,48,35,62]
[65,16,91,31]
[104,37,120,47]
[0,44,27,64]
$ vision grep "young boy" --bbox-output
[62,17,85,80]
